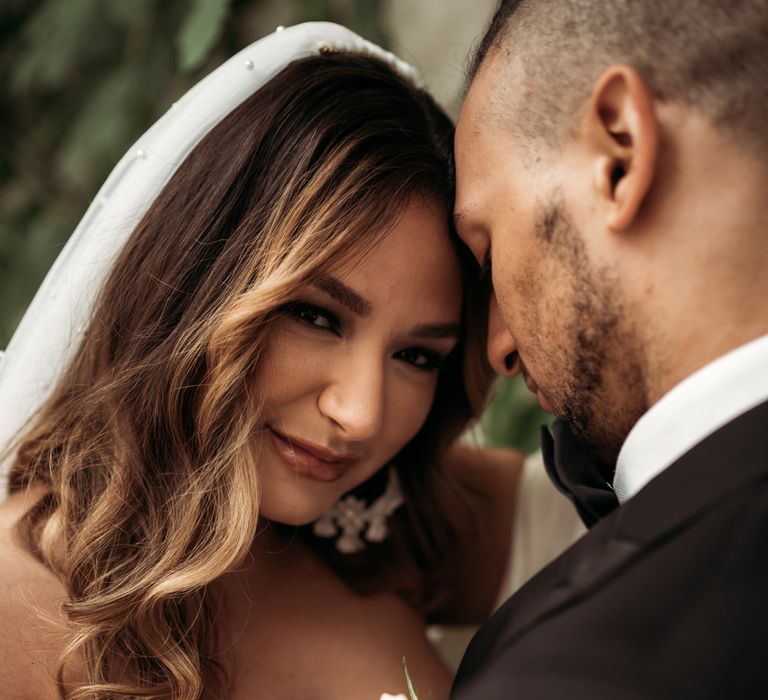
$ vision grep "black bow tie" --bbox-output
[541,420,620,528]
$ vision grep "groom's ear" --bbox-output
[581,65,659,232]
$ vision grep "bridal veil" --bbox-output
[0,23,422,498]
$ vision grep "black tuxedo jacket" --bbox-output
[452,400,768,699]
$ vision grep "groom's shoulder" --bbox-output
[453,460,768,698]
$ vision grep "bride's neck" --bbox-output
[212,519,317,607]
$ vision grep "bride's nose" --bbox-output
[318,356,385,441]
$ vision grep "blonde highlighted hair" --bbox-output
[9,52,493,698]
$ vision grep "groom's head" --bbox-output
[455,0,768,462]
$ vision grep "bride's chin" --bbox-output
[257,496,331,529]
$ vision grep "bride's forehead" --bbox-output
[333,197,453,260]
[323,205,461,308]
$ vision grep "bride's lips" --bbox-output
[268,427,359,482]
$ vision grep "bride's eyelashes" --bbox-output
[394,347,446,372]
[282,300,341,335]
[280,299,449,373]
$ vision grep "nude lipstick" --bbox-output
[268,427,358,482]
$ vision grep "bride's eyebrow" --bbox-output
[313,275,372,317]
[408,322,461,340]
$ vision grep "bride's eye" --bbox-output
[395,347,444,372]
[282,301,340,334]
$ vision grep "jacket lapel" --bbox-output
[471,399,768,661]
[612,398,767,543]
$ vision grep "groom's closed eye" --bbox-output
[479,253,492,282]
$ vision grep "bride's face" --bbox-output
[256,196,462,526]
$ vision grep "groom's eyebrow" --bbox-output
[453,208,468,230]
[314,275,372,317]
[453,207,484,265]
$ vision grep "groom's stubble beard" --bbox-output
[532,195,649,466]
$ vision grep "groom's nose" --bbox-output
[487,292,520,377]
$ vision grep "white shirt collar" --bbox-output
[614,333,768,504]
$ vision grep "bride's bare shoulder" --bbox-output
[319,588,452,699]
[0,489,68,699]
[226,549,452,700]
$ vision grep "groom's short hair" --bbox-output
[469,0,768,152]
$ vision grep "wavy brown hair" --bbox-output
[7,52,493,698]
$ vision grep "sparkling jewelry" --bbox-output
[312,467,404,553]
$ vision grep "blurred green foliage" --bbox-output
[0,0,387,347]
[0,0,546,455]
[483,377,551,455]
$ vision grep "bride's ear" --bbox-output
[583,65,659,232]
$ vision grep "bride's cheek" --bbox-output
[388,382,439,449]
[257,330,330,405]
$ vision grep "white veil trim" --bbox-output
[0,22,423,498]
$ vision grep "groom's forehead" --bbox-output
[461,48,528,124]
[459,58,501,128]
[456,59,533,182]
[455,72,528,219]
[456,68,505,168]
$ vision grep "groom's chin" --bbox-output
[558,408,625,469]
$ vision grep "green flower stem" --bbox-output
[403,657,419,700]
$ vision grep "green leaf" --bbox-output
[104,0,156,26]
[55,65,142,192]
[347,0,388,48]
[292,0,331,22]
[403,657,419,700]
[175,0,230,73]
[10,0,103,92]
